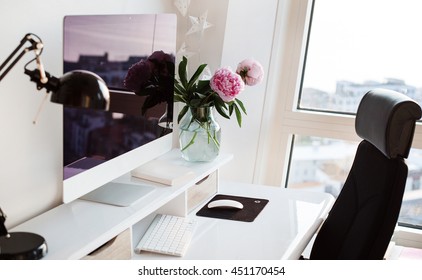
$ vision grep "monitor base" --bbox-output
[80,182,155,207]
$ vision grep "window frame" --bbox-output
[254,0,422,187]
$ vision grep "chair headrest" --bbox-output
[355,89,421,159]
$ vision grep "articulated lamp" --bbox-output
[0,33,110,259]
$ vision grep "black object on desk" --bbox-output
[196,194,269,222]
[1,208,47,259]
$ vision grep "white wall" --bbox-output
[0,0,280,228]
[0,0,178,228]
[219,0,279,183]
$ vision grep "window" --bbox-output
[288,136,422,228]
[288,135,357,198]
[300,0,422,114]
[291,0,422,229]
[255,0,422,231]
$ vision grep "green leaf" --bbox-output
[214,96,227,109]
[197,80,211,92]
[214,95,228,109]
[178,56,188,89]
[234,103,242,127]
[228,102,234,116]
[235,98,247,114]
[174,95,187,103]
[198,80,211,89]
[174,82,185,96]
[177,105,189,123]
[215,103,230,119]
[197,91,213,107]
[187,63,208,90]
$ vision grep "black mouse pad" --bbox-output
[196,194,269,222]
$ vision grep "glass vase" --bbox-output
[179,106,221,162]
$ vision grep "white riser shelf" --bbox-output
[12,149,232,260]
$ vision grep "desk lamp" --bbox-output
[0,33,110,259]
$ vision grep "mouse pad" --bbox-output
[196,194,269,222]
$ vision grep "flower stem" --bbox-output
[195,119,220,148]
[180,131,198,152]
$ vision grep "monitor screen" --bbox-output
[62,14,176,204]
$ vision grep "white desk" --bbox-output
[135,181,335,260]
[11,150,334,260]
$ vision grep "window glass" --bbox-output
[288,135,422,228]
[300,0,422,113]
[287,136,357,197]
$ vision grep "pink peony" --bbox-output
[236,58,264,86]
[210,67,245,102]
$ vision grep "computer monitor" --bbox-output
[62,14,177,205]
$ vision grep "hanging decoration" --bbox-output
[177,42,196,59]
[174,0,191,17]
[186,10,213,36]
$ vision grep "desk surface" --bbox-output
[135,181,335,260]
[13,170,334,260]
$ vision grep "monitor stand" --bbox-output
[79,182,154,207]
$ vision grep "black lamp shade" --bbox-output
[50,70,110,110]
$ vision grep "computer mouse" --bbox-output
[207,199,244,210]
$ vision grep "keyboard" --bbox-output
[135,214,197,257]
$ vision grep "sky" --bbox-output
[63,14,177,62]
[303,0,422,93]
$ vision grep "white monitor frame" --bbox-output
[63,132,173,203]
[61,13,176,204]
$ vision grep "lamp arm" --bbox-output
[24,68,59,93]
[0,33,42,82]
[0,33,61,94]
[1,33,110,111]
[0,49,27,82]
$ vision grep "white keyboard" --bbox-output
[135,214,196,257]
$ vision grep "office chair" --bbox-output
[309,89,422,260]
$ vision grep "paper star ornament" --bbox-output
[176,42,196,59]
[186,11,213,35]
[174,0,190,17]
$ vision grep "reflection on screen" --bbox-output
[63,14,176,180]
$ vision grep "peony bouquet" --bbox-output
[174,56,264,127]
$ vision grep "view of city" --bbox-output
[300,78,422,114]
